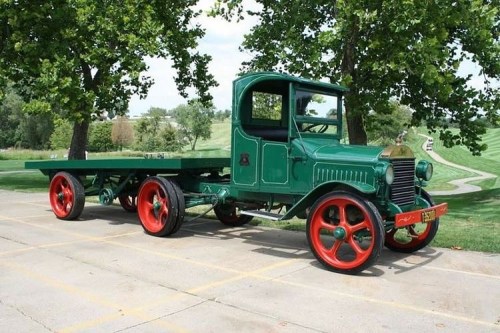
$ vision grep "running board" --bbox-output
[240,210,284,221]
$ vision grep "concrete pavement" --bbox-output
[0,190,499,332]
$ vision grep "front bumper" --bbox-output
[395,203,448,227]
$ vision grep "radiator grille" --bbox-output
[390,158,415,206]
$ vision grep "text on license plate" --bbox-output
[422,209,436,223]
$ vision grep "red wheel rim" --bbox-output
[309,197,375,270]
[385,223,433,249]
[49,174,75,218]
[137,180,169,233]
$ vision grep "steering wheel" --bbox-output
[303,123,329,133]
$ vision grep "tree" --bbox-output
[173,101,214,150]
[88,121,114,152]
[212,0,499,155]
[0,1,217,160]
[134,112,166,152]
[366,101,413,145]
[160,123,183,152]
[0,86,23,148]
[111,116,134,151]
[50,119,73,150]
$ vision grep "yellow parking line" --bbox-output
[272,278,499,329]
[1,260,191,333]
[0,231,141,257]
[58,258,298,333]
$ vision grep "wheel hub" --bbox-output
[333,227,347,240]
[58,192,64,201]
[153,201,162,211]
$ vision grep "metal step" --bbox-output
[240,210,284,221]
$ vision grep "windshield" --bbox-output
[295,90,340,136]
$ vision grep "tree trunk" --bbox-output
[191,135,198,151]
[345,101,367,145]
[68,120,90,160]
[341,18,368,145]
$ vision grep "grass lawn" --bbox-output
[0,171,49,192]
[433,188,500,253]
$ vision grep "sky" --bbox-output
[128,1,260,116]
[128,1,494,117]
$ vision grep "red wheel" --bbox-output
[49,172,85,220]
[385,189,439,253]
[118,195,137,213]
[214,203,253,227]
[306,191,384,274]
[137,177,178,237]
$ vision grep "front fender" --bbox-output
[282,181,376,220]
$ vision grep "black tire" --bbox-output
[168,179,185,234]
[137,176,179,237]
[385,188,439,253]
[118,195,137,213]
[306,191,384,274]
[214,203,253,227]
[49,171,85,220]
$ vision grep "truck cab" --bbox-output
[231,72,347,194]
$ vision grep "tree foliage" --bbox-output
[0,85,53,149]
[173,101,214,150]
[0,86,23,148]
[50,119,73,150]
[212,0,499,155]
[366,101,413,145]
[134,109,182,152]
[111,116,134,151]
[0,1,217,159]
[88,121,114,152]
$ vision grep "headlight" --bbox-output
[375,163,394,185]
[416,160,433,181]
[385,164,394,185]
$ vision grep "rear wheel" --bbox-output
[214,203,253,227]
[118,195,137,213]
[137,177,178,237]
[306,191,384,274]
[49,172,85,220]
[168,179,185,234]
[385,189,439,253]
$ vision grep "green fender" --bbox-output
[282,181,376,220]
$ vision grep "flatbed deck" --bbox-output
[25,157,231,176]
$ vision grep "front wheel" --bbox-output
[214,203,253,227]
[306,191,384,274]
[385,189,439,253]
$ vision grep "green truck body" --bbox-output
[26,72,447,274]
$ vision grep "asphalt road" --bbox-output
[1,190,499,333]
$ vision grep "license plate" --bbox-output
[422,209,436,223]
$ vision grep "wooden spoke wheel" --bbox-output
[306,191,384,274]
[49,171,85,220]
[214,203,253,227]
[385,189,439,253]
[137,177,179,237]
[118,195,137,213]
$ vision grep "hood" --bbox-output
[295,138,384,163]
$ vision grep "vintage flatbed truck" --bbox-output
[26,72,448,274]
